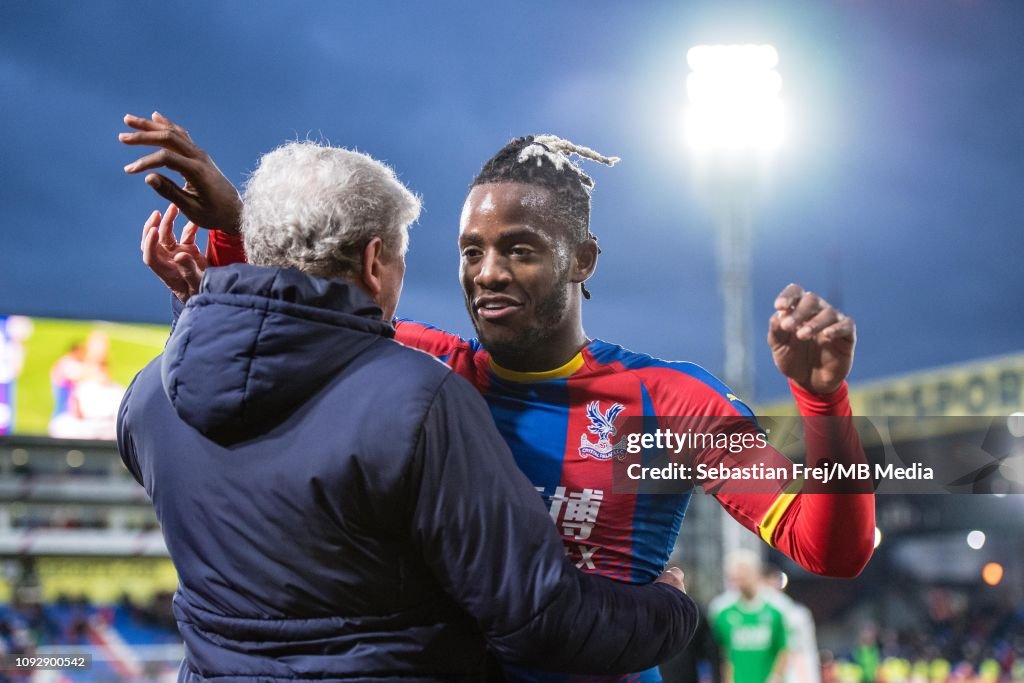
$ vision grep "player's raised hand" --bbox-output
[767,283,855,395]
[120,112,243,235]
[142,203,208,303]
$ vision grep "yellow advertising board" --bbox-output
[0,557,179,604]
[758,352,1024,418]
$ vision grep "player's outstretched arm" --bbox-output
[120,112,243,235]
[412,373,699,672]
[699,283,873,577]
[764,283,874,577]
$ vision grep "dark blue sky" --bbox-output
[1,1,1022,400]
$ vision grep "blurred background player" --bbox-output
[121,114,875,683]
[761,564,821,683]
[49,340,85,421]
[712,550,788,683]
[48,330,124,440]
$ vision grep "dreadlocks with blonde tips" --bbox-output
[470,134,619,299]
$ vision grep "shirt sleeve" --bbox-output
[767,381,875,578]
[205,230,247,267]
[772,607,788,654]
[409,372,699,673]
[643,367,874,578]
[393,319,482,385]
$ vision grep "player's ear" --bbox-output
[571,237,599,284]
[360,237,386,298]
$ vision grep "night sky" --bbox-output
[2,0,1022,400]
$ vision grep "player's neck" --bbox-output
[490,327,589,374]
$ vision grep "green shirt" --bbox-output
[713,597,787,683]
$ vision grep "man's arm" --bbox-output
[769,651,789,683]
[761,382,874,578]
[647,284,873,577]
[411,372,698,673]
[767,608,789,683]
[761,284,874,577]
[693,385,873,578]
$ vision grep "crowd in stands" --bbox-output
[826,591,1024,683]
[0,592,179,682]
[2,579,1023,682]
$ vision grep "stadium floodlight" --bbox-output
[966,530,986,550]
[686,44,787,570]
[685,44,784,152]
[684,43,787,404]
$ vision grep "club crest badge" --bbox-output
[579,401,627,461]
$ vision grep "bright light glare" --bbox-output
[685,44,784,151]
[66,449,84,468]
[967,530,986,550]
[982,562,1003,586]
[874,527,883,549]
[1008,412,1024,437]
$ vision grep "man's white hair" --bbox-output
[242,141,420,279]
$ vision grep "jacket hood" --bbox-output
[161,264,394,445]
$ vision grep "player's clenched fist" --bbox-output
[767,283,855,395]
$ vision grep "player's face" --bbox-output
[459,183,575,360]
[727,564,760,597]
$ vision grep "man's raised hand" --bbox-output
[142,204,208,303]
[767,283,856,395]
[121,112,243,234]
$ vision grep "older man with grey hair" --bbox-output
[118,131,697,682]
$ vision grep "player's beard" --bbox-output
[469,268,571,367]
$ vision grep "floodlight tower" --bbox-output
[685,44,785,562]
[686,43,783,401]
